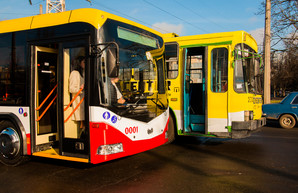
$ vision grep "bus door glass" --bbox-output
[34,46,58,146]
[208,46,229,133]
[62,47,88,155]
[185,47,206,133]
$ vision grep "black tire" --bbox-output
[166,115,175,144]
[0,120,25,166]
[279,114,296,129]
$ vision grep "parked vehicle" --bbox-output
[262,92,298,129]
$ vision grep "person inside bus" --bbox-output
[221,80,228,92]
[110,77,126,105]
[69,56,85,133]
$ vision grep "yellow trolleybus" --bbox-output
[164,31,266,140]
[0,8,169,165]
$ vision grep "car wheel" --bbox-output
[0,120,25,166]
[279,114,296,129]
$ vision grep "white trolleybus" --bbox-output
[0,8,169,166]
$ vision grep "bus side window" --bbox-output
[211,48,228,93]
[165,43,178,79]
[0,33,26,105]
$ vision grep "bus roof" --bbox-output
[0,8,163,37]
[164,31,258,52]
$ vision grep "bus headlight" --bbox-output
[97,143,123,155]
[244,111,254,121]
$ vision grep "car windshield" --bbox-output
[280,94,291,104]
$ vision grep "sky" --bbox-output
[0,0,265,48]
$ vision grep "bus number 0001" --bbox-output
[125,126,138,134]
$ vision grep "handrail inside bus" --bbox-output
[64,97,85,123]
[233,48,262,68]
[36,94,57,122]
[36,84,57,111]
[64,87,84,111]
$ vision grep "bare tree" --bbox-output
[259,0,297,50]
[271,36,298,96]
[258,0,298,95]
[271,0,297,51]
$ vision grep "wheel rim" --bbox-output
[282,117,293,126]
[0,127,20,159]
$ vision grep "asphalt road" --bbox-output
[1,124,298,193]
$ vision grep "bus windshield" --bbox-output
[116,26,159,94]
[234,44,263,94]
[98,19,167,121]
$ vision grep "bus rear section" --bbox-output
[164,31,265,139]
[0,8,169,166]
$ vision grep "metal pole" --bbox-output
[264,0,271,104]
[39,4,43,15]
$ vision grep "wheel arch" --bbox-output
[278,113,298,121]
[169,107,178,136]
[0,113,28,155]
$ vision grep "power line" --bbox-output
[0,12,36,16]
[92,1,171,33]
[32,1,44,6]
[173,0,228,31]
[0,13,33,15]
[143,0,209,33]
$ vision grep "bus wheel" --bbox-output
[166,115,175,144]
[0,121,24,166]
[279,114,296,129]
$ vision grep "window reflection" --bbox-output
[0,33,27,105]
[165,44,178,79]
[211,48,228,93]
[234,44,262,94]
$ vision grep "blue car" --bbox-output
[262,92,298,129]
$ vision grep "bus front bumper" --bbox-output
[231,117,266,139]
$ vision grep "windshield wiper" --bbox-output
[149,97,167,110]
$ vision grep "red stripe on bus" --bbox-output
[89,121,169,164]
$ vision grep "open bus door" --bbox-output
[183,48,191,132]
[183,45,229,135]
[33,45,89,159]
[62,47,88,156]
[34,46,59,150]
[184,47,206,134]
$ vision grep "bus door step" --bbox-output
[190,114,205,124]
[191,123,205,132]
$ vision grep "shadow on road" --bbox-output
[157,134,298,183]
[174,135,231,146]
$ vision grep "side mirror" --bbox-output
[106,47,119,78]
[91,42,120,78]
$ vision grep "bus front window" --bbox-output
[234,44,263,94]
[98,19,167,121]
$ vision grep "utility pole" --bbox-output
[264,0,271,104]
[39,4,43,14]
[46,0,65,13]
